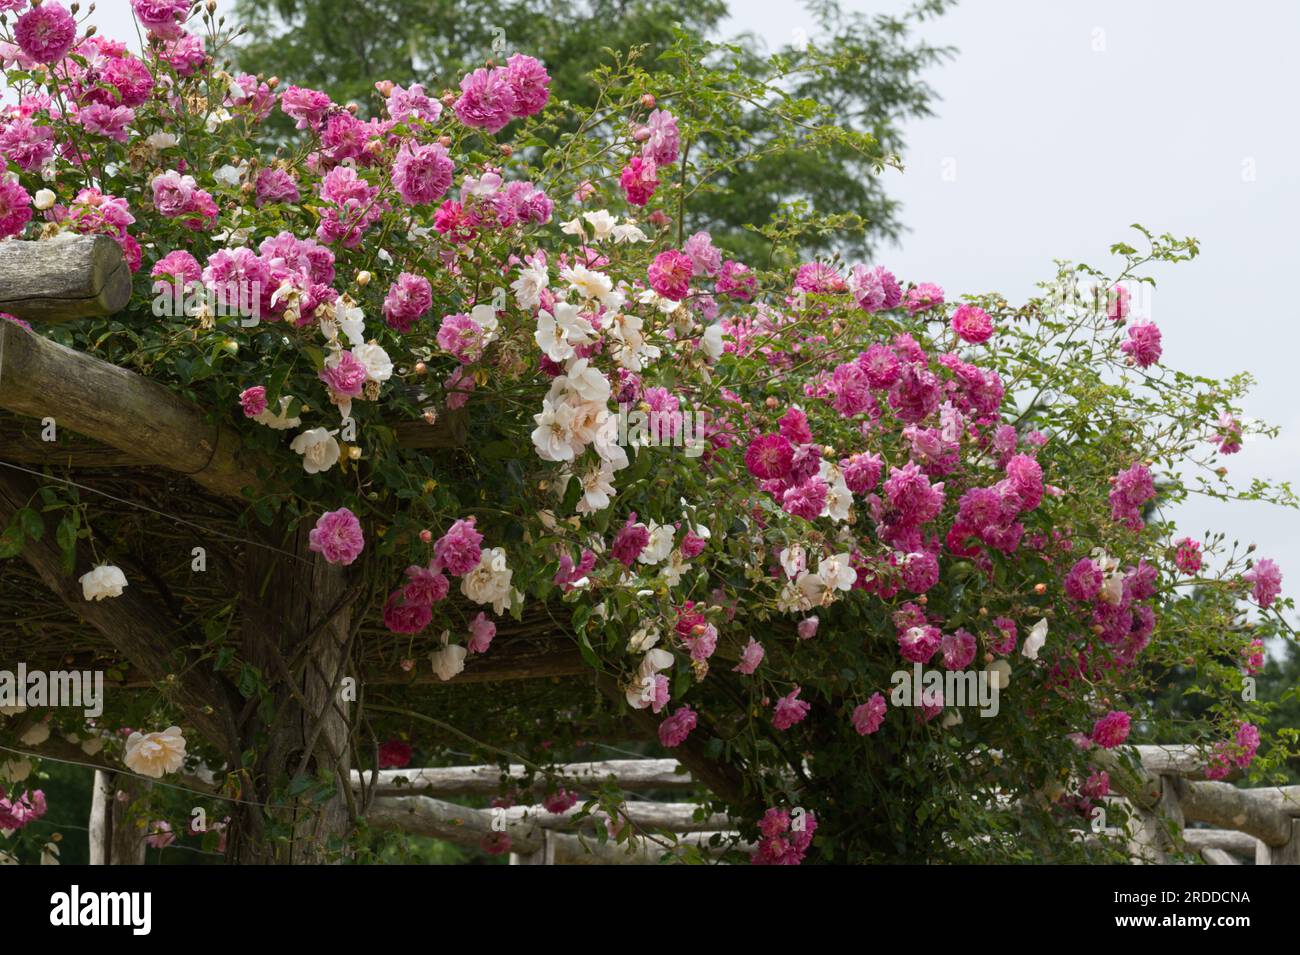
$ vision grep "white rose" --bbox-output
[582,209,617,240]
[352,343,393,384]
[213,163,245,187]
[0,758,32,783]
[610,223,648,244]
[123,726,187,779]
[19,722,50,746]
[627,626,660,653]
[818,552,857,592]
[430,643,468,682]
[642,648,675,673]
[779,545,807,580]
[637,522,676,565]
[795,570,830,605]
[33,188,56,210]
[80,564,127,602]
[701,323,725,361]
[289,428,341,474]
[1021,618,1049,661]
[469,304,500,340]
[461,547,515,615]
[253,396,302,430]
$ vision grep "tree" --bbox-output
[231,0,955,261]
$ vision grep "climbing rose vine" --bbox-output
[0,1,1295,864]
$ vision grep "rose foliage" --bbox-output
[0,2,1296,863]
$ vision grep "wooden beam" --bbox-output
[0,321,265,498]
[371,638,586,686]
[392,408,467,450]
[366,795,743,863]
[0,413,148,467]
[36,636,585,689]
[1136,744,1234,780]
[1181,828,1260,857]
[0,235,131,323]
[353,758,695,797]
[1200,847,1240,865]
[1172,777,1295,847]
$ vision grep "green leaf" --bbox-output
[56,513,79,575]
[0,523,23,559]
[15,507,43,542]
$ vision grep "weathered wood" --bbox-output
[43,636,584,689]
[366,795,743,864]
[0,235,132,323]
[378,639,586,686]
[392,407,468,450]
[0,322,265,498]
[352,758,695,797]
[1266,819,1300,865]
[1136,744,1230,780]
[1172,777,1294,847]
[0,413,149,467]
[1126,774,1183,864]
[1200,847,1240,865]
[1181,828,1261,857]
[520,800,734,833]
[226,521,357,864]
[88,770,113,865]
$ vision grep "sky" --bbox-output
[69,0,1300,622]
[725,0,1300,623]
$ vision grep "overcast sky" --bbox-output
[731,0,1300,623]
[80,0,1300,620]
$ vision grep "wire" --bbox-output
[0,459,312,564]
[0,743,292,812]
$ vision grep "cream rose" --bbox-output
[123,726,187,778]
[79,564,127,601]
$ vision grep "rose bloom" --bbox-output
[377,739,413,769]
[308,507,365,566]
[123,727,187,778]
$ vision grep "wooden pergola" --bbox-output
[0,236,742,863]
[5,237,1294,865]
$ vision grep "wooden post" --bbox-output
[110,776,150,865]
[1267,819,1300,865]
[88,770,113,865]
[224,521,358,864]
[0,235,131,323]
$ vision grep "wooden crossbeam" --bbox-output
[352,758,694,797]
[1173,778,1298,847]
[0,321,266,499]
[0,236,131,323]
[366,794,743,863]
[30,635,585,690]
